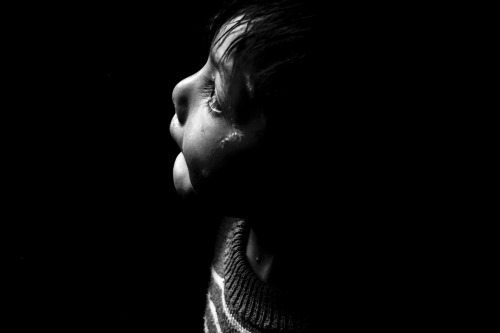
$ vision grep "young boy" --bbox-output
[169,0,472,330]
[170,1,324,331]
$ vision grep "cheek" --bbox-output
[187,137,258,193]
[180,109,265,200]
[182,121,230,187]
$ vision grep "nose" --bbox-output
[172,74,196,125]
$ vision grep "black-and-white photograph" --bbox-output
[5,0,478,331]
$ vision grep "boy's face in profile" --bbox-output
[170,18,267,212]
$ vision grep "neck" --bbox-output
[246,227,276,283]
[242,215,283,284]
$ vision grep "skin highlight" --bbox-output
[171,17,281,283]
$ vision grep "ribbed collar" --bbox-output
[223,219,309,332]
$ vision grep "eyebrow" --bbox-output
[209,50,234,112]
[209,51,230,77]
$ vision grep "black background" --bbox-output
[3,2,478,331]
[5,2,224,331]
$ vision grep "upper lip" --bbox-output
[170,115,183,150]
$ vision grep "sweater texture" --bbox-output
[203,218,310,333]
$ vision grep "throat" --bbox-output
[245,227,276,283]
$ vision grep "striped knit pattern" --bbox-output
[204,218,310,333]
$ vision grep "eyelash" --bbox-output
[201,77,223,115]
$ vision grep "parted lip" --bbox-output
[169,114,182,150]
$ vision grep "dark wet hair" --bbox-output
[207,0,322,131]
[205,0,326,224]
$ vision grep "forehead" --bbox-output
[211,15,247,71]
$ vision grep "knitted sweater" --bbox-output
[203,218,310,333]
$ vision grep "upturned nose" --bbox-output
[171,74,195,126]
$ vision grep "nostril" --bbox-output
[174,104,188,125]
[173,93,188,109]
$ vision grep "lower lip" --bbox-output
[172,152,194,197]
